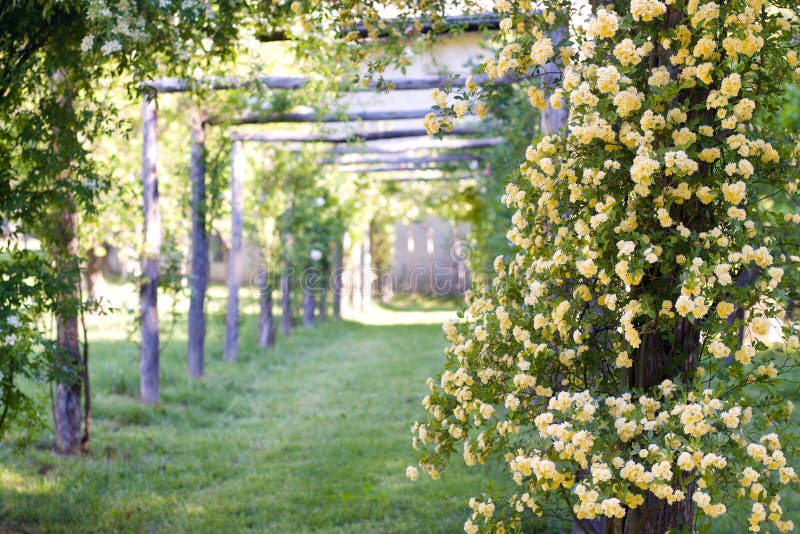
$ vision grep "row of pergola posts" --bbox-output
[138,75,502,403]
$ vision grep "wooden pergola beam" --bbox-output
[231,127,481,143]
[322,152,478,166]
[143,74,493,94]
[383,174,474,183]
[214,108,434,126]
[341,162,470,174]
[325,136,503,154]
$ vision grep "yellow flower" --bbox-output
[708,341,730,359]
[616,351,633,368]
[595,65,621,94]
[600,498,626,519]
[698,148,720,162]
[406,465,419,481]
[613,87,645,117]
[570,83,599,108]
[733,98,755,121]
[527,86,547,109]
[648,66,671,87]
[675,295,694,316]
[432,88,447,108]
[453,100,468,118]
[630,0,666,22]
[530,37,554,66]
[716,301,735,318]
[614,39,642,66]
[721,181,746,204]
[672,127,697,146]
[693,36,716,59]
[720,73,742,97]
[587,8,619,40]
[423,112,439,135]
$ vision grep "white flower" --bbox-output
[100,40,122,56]
[314,196,325,207]
[1,219,19,236]
[6,315,21,328]
[310,249,323,261]
[3,334,17,346]
[80,34,94,53]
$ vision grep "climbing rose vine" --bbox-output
[407,0,800,532]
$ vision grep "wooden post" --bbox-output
[361,222,372,311]
[302,291,315,328]
[187,112,207,378]
[258,281,276,348]
[224,139,244,362]
[332,236,343,320]
[280,268,292,336]
[541,25,568,135]
[350,232,361,314]
[318,284,327,322]
[140,92,160,405]
[257,215,276,348]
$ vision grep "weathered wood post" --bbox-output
[350,231,361,314]
[257,215,276,349]
[280,266,292,336]
[224,139,244,362]
[332,236,343,320]
[302,290,315,327]
[317,281,327,322]
[258,275,276,348]
[541,26,568,135]
[141,92,160,405]
[361,222,372,311]
[187,111,207,378]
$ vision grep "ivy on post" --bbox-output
[140,91,160,405]
[224,138,245,362]
[187,111,207,378]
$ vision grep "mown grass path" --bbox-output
[0,299,500,533]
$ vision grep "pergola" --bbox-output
[138,74,500,404]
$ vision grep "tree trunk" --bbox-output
[280,269,292,336]
[53,201,83,455]
[258,289,275,348]
[224,139,244,362]
[623,484,695,534]
[623,318,698,533]
[332,236,343,319]
[140,92,160,405]
[187,111,207,378]
[302,291,315,328]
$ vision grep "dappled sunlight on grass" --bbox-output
[0,466,58,496]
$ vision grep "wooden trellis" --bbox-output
[138,75,497,402]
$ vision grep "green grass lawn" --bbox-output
[0,289,520,533]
